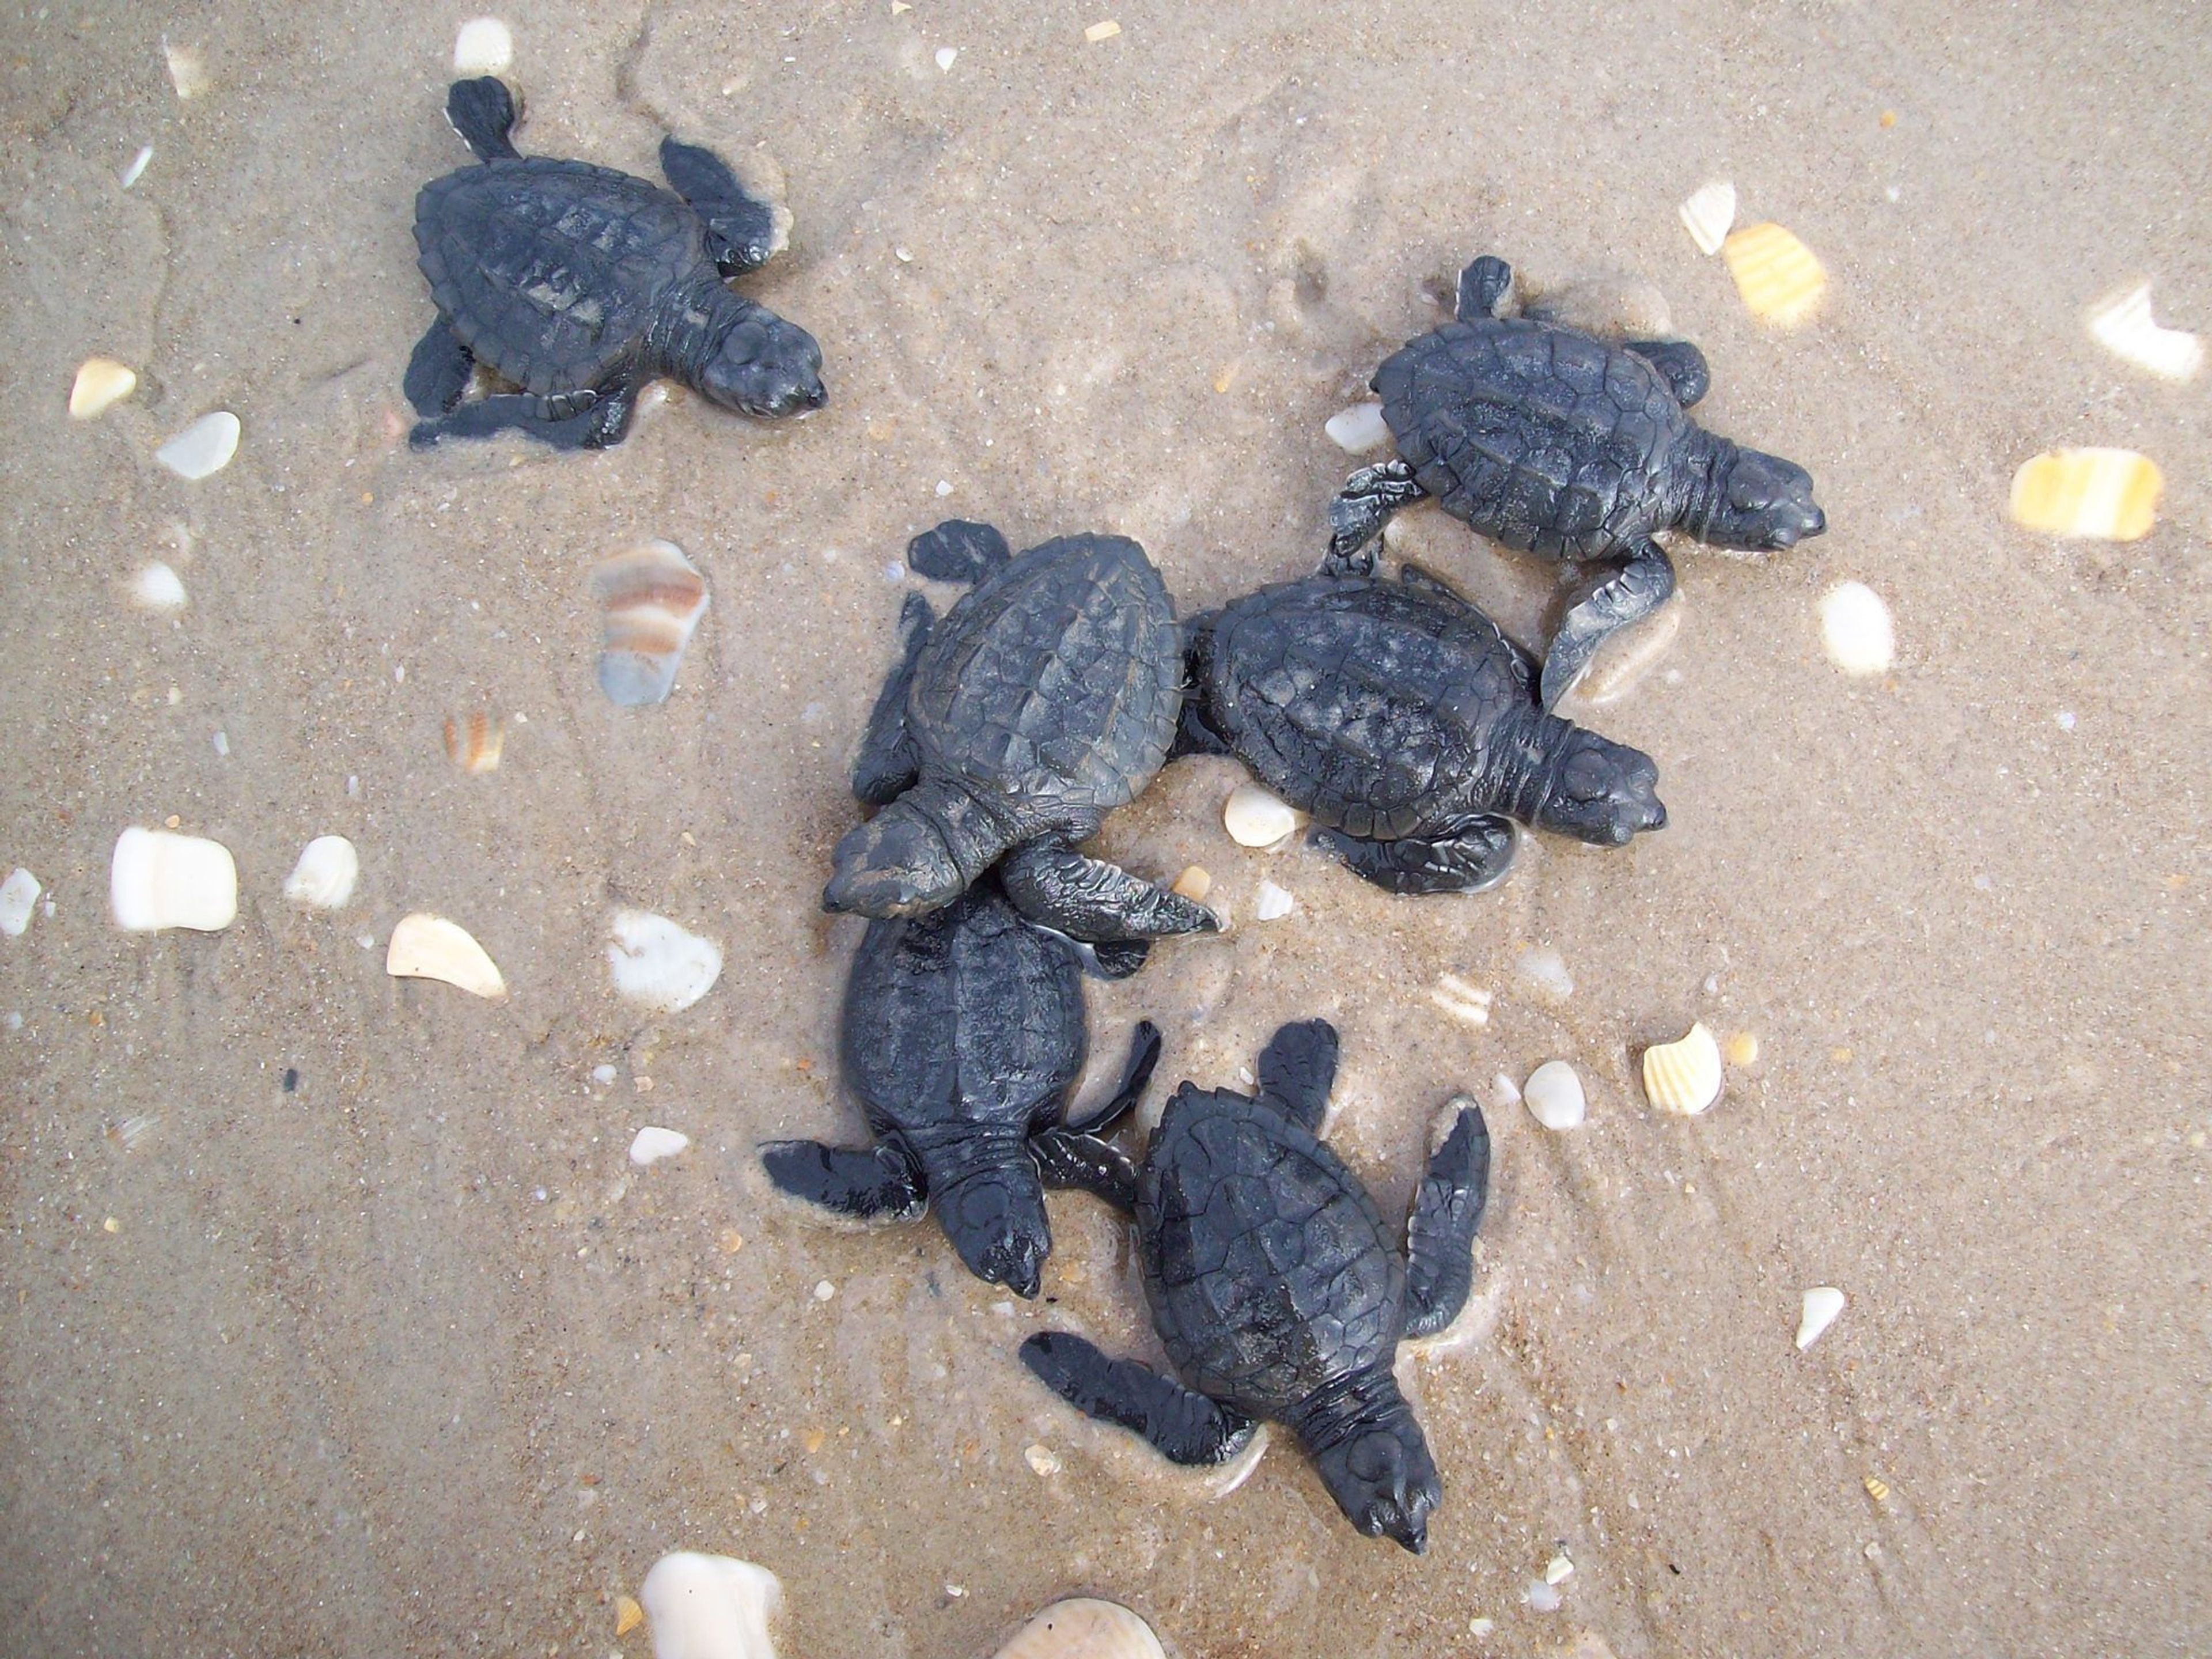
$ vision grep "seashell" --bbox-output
[1796,1285,1845,1350]
[1023,1443,1062,1476]
[639,1551,782,1659]
[1677,180,1737,256]
[1429,972,1491,1027]
[1525,1581,1563,1614]
[1084,20,1122,43]
[385,913,506,999]
[69,357,137,419]
[282,836,359,910]
[607,909,724,1013]
[1222,782,1297,847]
[628,1126,691,1167]
[1818,581,1894,676]
[110,827,237,933]
[935,46,959,71]
[593,539,710,706]
[1544,1552,1575,1585]
[615,1596,646,1638]
[1721,222,1827,328]
[1170,865,1211,902]
[1641,1021,1723,1115]
[130,562,187,613]
[163,37,211,99]
[1524,274,1672,341]
[155,411,240,479]
[443,712,505,774]
[1324,402,1391,453]
[120,145,153,188]
[452,17,514,75]
[1863,1475,1890,1502]
[1491,1071,1521,1109]
[0,868,41,937]
[1252,879,1294,921]
[1514,945,1573,1000]
[1724,1030,1760,1067]
[1524,1059,1585,1130]
[993,1599,1165,1659]
[2085,282,2202,382]
[2007,448,2162,541]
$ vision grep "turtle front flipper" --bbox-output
[1031,1133,1139,1213]
[1402,1104,1491,1339]
[759,1139,926,1222]
[446,76,522,162]
[1255,1018,1338,1132]
[409,380,638,451]
[1455,255,1514,323]
[1312,816,1520,895]
[852,592,933,805]
[404,316,475,416]
[999,843,1219,944]
[658,137,782,276]
[1622,339,1711,408]
[1324,460,1427,575]
[905,520,1012,585]
[1541,537,1677,711]
[1020,1332,1256,1465]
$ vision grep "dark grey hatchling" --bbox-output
[823,521,1217,959]
[1327,253,1826,708]
[760,877,1157,1299]
[1022,1021,1491,1552]
[1177,565,1665,896]
[406,77,825,450]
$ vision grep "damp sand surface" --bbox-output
[2,4,2209,1655]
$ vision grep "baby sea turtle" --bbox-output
[1177,566,1665,895]
[760,877,1156,1298]
[824,521,1217,950]
[406,77,825,450]
[1326,253,1825,707]
[1022,1021,1490,1551]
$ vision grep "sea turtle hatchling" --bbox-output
[1177,565,1665,895]
[760,877,1158,1299]
[1326,253,1825,708]
[823,521,1217,953]
[1021,1021,1491,1551]
[405,77,825,450]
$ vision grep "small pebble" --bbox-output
[1525,1581,1563,1613]
[933,478,953,495]
[1324,402,1391,453]
[813,1279,837,1301]
[1724,1031,1760,1067]
[592,1063,619,1085]
[1252,880,1294,921]
[130,563,187,612]
[1084,20,1122,42]
[69,357,137,419]
[120,145,153,188]
[1024,1444,1061,1476]
[1222,782,1297,847]
[282,836,359,910]
[1515,945,1574,999]
[1524,1060,1586,1130]
[156,411,240,480]
[1819,581,1895,676]
[934,46,958,71]
[628,1126,690,1167]
[452,17,514,75]
[0,869,41,937]
[1796,1286,1846,1350]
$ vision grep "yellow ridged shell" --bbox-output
[1721,222,1827,327]
[1641,1021,1722,1116]
[2007,448,2163,541]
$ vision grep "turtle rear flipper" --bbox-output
[1402,1105,1491,1339]
[1254,1018,1338,1132]
[999,842,1218,944]
[447,76,522,162]
[404,316,475,416]
[760,1139,926,1222]
[1313,816,1520,896]
[1541,537,1676,711]
[1020,1332,1255,1465]
[1623,339,1710,408]
[659,137,782,276]
[852,592,933,805]
[1455,255,1514,323]
[1325,460,1426,574]
[1036,1019,1157,1210]
[409,381,638,452]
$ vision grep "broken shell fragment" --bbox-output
[111,827,237,932]
[607,909,724,1013]
[2008,448,2162,541]
[452,17,514,75]
[993,1598,1165,1659]
[385,913,506,999]
[1721,222,1827,327]
[444,712,505,774]
[1524,1060,1585,1130]
[156,411,240,480]
[638,1552,782,1659]
[1252,880,1294,921]
[1818,581,1895,676]
[0,868,41,937]
[1223,782,1297,847]
[1641,1021,1723,1115]
[163,37,211,99]
[282,836,359,910]
[1324,402,1391,453]
[70,357,138,419]
[2086,282,2202,382]
[629,1126,691,1167]
[593,539,710,706]
[1170,865,1211,903]
[616,1596,646,1638]
[1429,973,1491,1027]
[1677,180,1737,256]
[130,562,187,613]
[1796,1286,1846,1350]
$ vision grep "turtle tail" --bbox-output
[446,77,521,162]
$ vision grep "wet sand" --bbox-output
[2,2,2207,1654]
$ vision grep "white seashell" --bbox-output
[1641,1021,1723,1115]
[110,827,237,932]
[1677,180,1737,256]
[607,909,724,1013]
[452,17,514,75]
[593,540,710,706]
[385,913,506,999]
[1022,1444,1062,1477]
[69,357,137,419]
[1514,945,1574,1000]
[1222,782,1297,847]
[628,1126,691,1167]
[1818,581,1895,676]
[2085,282,2202,382]
[120,145,153,188]
[0,869,41,937]
[935,46,959,71]
[1524,1060,1585,1130]
[1324,402,1391,453]
[1252,880,1294,921]
[993,1598,1165,1659]
[1491,1071,1521,1109]
[1544,1552,1575,1585]
[163,37,211,99]
[1796,1286,1846,1350]
[1429,972,1491,1027]
[156,411,240,480]
[282,836,359,910]
[638,1552,782,1659]
[130,563,187,612]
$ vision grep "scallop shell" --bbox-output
[70,357,138,419]
[2085,282,2202,381]
[1223,782,1297,847]
[444,712,505,774]
[638,1552,781,1659]
[156,411,241,480]
[1641,1021,1723,1115]
[452,17,514,75]
[1721,222,1827,327]
[1796,1286,1846,1350]
[2007,448,2162,541]
[593,540,709,706]
[110,827,237,933]
[1677,180,1737,256]
[385,913,506,999]
[993,1599,1165,1659]
[607,909,723,1013]
[282,836,359,910]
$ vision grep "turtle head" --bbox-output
[937,1165,1051,1298]
[823,802,966,919]
[1534,728,1667,846]
[700,312,826,419]
[1310,1414,1441,1555]
[1698,444,1825,551]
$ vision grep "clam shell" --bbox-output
[155,411,240,480]
[607,909,724,1013]
[444,712,505,774]
[1222,782,1297,847]
[282,836,359,910]
[1524,1059,1585,1130]
[638,1552,781,1659]
[1817,581,1895,676]
[1796,1286,1846,1350]
[2085,282,2202,381]
[2008,447,2162,541]
[69,357,137,419]
[628,1126,691,1167]
[110,827,237,933]
[385,913,506,999]
[1641,1021,1722,1115]
[0,868,41,937]
[1324,402,1391,453]
[993,1599,1164,1659]
[593,540,709,706]
[452,17,514,75]
[1721,222,1827,327]
[1677,180,1737,256]
[130,562,187,612]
